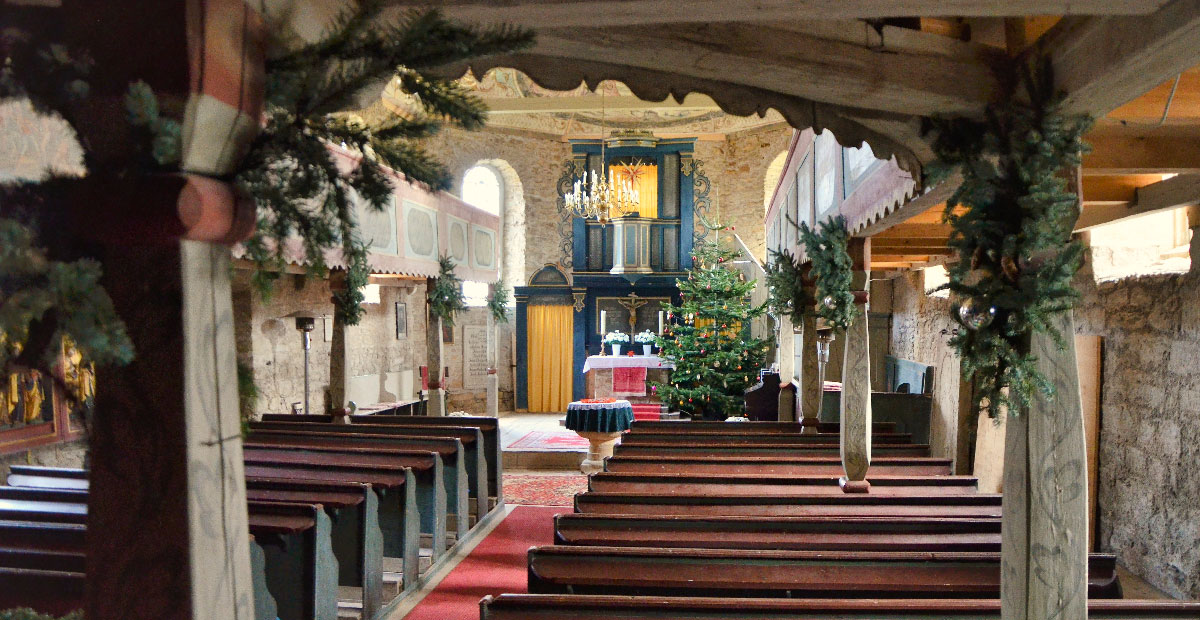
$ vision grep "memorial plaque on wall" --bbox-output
[463,326,489,390]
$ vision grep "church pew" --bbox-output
[0,567,84,616]
[574,491,1004,518]
[350,414,502,506]
[246,433,471,542]
[586,472,979,496]
[619,432,915,445]
[612,443,931,458]
[525,546,1122,599]
[241,448,448,561]
[260,413,503,509]
[245,478,386,619]
[629,420,899,433]
[6,465,88,490]
[480,595,1200,620]
[0,493,285,620]
[553,514,1001,552]
[249,500,340,620]
[604,455,954,476]
[247,426,482,533]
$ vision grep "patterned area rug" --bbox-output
[505,430,589,450]
[503,473,588,506]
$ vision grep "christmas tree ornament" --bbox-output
[823,295,836,309]
[957,296,996,330]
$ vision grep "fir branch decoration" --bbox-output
[764,247,814,321]
[235,2,534,324]
[428,255,467,326]
[486,282,510,324]
[799,216,857,332]
[926,59,1091,418]
[124,80,182,168]
[0,217,134,376]
[0,28,92,116]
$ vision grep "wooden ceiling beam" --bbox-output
[1082,135,1200,175]
[519,24,998,117]
[873,254,934,262]
[1080,174,1167,205]
[389,1,1170,29]
[1034,0,1200,117]
[871,244,954,254]
[1076,173,1200,229]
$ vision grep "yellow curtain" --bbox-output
[527,304,574,412]
[612,164,658,218]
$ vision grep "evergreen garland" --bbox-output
[486,282,510,324]
[764,247,815,322]
[234,2,533,324]
[652,238,769,419]
[428,255,467,327]
[925,59,1091,418]
[799,215,858,331]
[1,30,134,381]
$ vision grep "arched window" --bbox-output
[462,165,502,216]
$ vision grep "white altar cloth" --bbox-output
[582,355,675,373]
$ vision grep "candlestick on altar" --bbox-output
[658,310,664,334]
[600,310,607,335]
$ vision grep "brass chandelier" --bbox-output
[563,88,641,223]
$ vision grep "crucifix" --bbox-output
[617,293,649,333]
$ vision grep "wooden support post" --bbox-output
[1001,311,1089,620]
[1188,205,1200,275]
[426,306,446,417]
[798,314,822,433]
[776,315,796,422]
[328,275,350,415]
[839,238,871,493]
[90,241,255,619]
[486,311,500,417]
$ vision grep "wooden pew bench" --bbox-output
[352,414,502,508]
[480,595,1200,620]
[7,465,88,490]
[525,546,1122,598]
[618,432,914,446]
[0,566,84,616]
[261,413,504,510]
[574,491,1005,518]
[553,514,1002,552]
[246,478,389,619]
[612,443,932,458]
[242,446,449,559]
[0,486,305,620]
[586,472,979,496]
[629,420,898,434]
[248,424,482,534]
[604,455,954,476]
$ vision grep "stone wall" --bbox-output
[1072,259,1200,599]
[703,126,793,262]
[884,271,964,464]
[0,439,88,480]
[886,254,1200,598]
[424,128,572,283]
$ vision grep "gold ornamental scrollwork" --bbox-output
[572,292,586,313]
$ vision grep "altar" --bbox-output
[582,355,673,404]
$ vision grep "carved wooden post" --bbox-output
[839,238,871,493]
[776,315,796,422]
[426,305,447,416]
[486,311,500,417]
[54,0,264,616]
[328,274,351,414]
[798,314,822,433]
[1001,311,1088,620]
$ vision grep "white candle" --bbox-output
[658,311,664,334]
[600,310,607,335]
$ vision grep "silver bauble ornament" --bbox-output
[822,295,836,309]
[958,297,996,330]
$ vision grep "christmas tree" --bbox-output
[652,237,769,420]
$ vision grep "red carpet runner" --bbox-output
[401,505,563,620]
